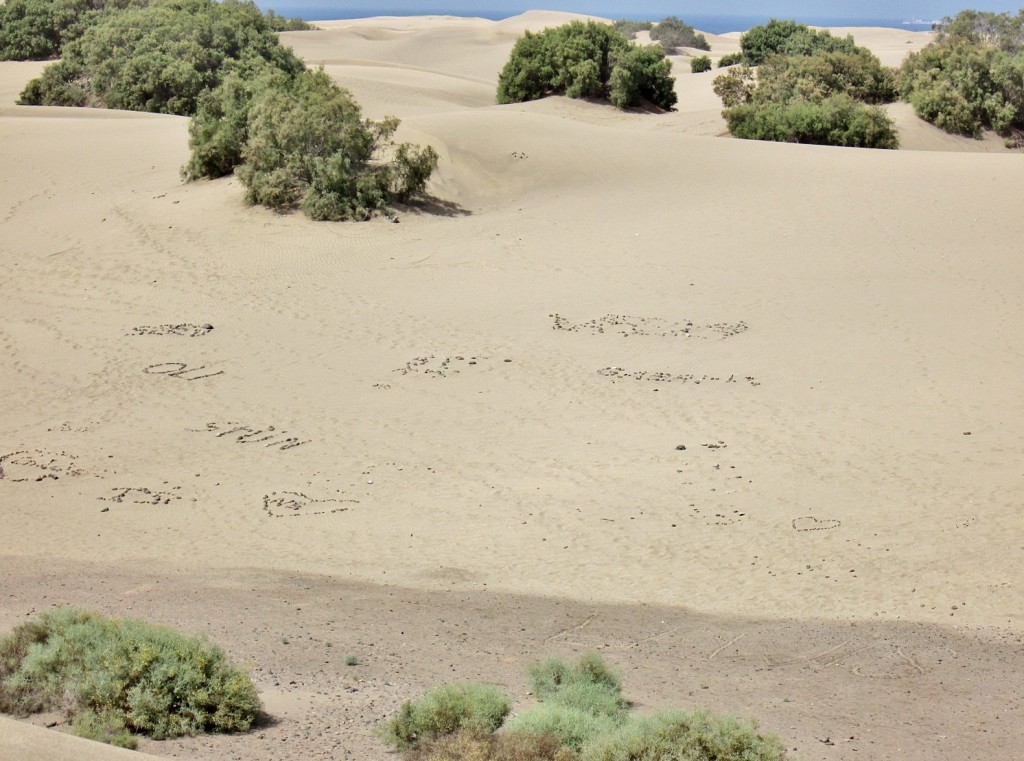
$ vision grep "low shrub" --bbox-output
[528,654,622,702]
[505,703,618,752]
[410,726,579,761]
[650,16,709,53]
[378,682,512,750]
[496,20,676,110]
[717,51,744,67]
[0,606,261,749]
[690,55,712,73]
[723,94,899,148]
[580,708,789,761]
[612,19,652,40]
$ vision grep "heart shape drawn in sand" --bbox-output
[792,516,841,532]
[263,491,358,518]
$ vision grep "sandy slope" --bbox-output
[1,12,1023,761]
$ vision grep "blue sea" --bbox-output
[261,5,941,33]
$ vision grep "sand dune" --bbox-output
[1,11,1023,761]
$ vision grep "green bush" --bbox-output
[612,19,652,40]
[378,682,512,750]
[714,47,899,148]
[496,21,676,110]
[410,726,580,761]
[717,52,744,68]
[506,704,617,753]
[581,708,788,761]
[650,16,709,53]
[690,55,712,73]
[0,607,261,748]
[18,0,306,114]
[740,18,859,65]
[528,654,622,702]
[233,68,438,220]
[898,17,1024,137]
[0,0,149,61]
[723,94,899,148]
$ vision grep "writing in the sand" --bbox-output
[551,313,749,339]
[263,491,358,518]
[598,368,761,386]
[144,362,224,381]
[0,449,83,481]
[100,486,182,505]
[196,422,310,451]
[128,323,213,337]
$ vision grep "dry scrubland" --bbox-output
[1,10,1023,760]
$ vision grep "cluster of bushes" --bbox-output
[0,607,260,749]
[739,18,860,65]
[496,21,676,110]
[898,9,1024,138]
[650,15,710,53]
[718,51,744,68]
[691,55,712,73]
[379,653,789,761]
[0,0,307,61]
[15,0,437,219]
[713,20,899,148]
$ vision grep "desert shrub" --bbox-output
[233,68,438,220]
[898,19,1024,137]
[506,704,618,753]
[411,726,579,761]
[18,0,306,114]
[650,16,709,53]
[580,708,789,761]
[612,19,652,40]
[740,18,859,65]
[935,8,1024,53]
[724,94,898,148]
[0,0,149,60]
[378,682,512,750]
[496,20,676,110]
[717,51,743,67]
[262,8,311,31]
[0,606,261,749]
[690,55,712,73]
[714,47,898,147]
[528,654,622,702]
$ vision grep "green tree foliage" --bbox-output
[0,0,147,61]
[691,55,712,73]
[0,607,261,749]
[650,15,710,53]
[935,8,1024,52]
[898,10,1024,137]
[230,68,438,220]
[18,0,305,113]
[496,20,677,110]
[714,48,899,148]
[740,18,859,65]
[262,8,312,31]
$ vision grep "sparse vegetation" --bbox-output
[691,55,712,73]
[380,653,789,761]
[650,15,710,53]
[496,20,677,111]
[0,606,261,750]
[612,18,652,40]
[898,9,1024,137]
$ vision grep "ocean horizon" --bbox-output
[262,5,942,33]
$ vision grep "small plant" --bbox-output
[378,682,512,750]
[0,607,261,749]
[718,51,744,67]
[345,653,359,666]
[691,55,712,73]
